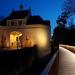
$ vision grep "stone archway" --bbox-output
[10,31,22,49]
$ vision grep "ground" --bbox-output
[0,46,51,75]
[58,47,75,75]
[48,45,75,75]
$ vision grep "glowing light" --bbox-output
[10,31,22,48]
[36,29,48,48]
[24,37,33,47]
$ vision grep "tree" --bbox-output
[53,11,68,44]
[69,17,75,29]
[53,0,75,46]
[68,18,75,45]
[56,12,68,27]
[62,0,75,17]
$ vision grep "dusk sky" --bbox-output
[0,0,64,32]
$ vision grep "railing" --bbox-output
[41,51,58,75]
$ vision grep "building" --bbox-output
[0,6,51,55]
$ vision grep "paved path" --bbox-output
[59,47,75,75]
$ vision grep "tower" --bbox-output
[19,4,24,10]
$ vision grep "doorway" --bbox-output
[10,31,22,49]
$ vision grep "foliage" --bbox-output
[56,12,68,27]
[53,20,75,46]
[52,0,75,46]
[62,0,75,17]
[53,9,75,45]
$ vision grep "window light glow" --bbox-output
[36,29,48,48]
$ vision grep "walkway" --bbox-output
[45,46,75,75]
[58,47,75,75]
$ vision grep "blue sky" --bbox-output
[0,0,64,32]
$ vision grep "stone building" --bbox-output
[0,6,50,55]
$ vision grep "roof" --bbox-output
[0,9,50,26]
[7,10,30,20]
[26,15,50,25]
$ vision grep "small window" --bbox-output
[18,21,22,25]
[11,21,14,26]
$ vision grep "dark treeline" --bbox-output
[53,12,75,46]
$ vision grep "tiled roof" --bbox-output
[26,15,50,25]
[7,10,30,20]
[0,9,50,26]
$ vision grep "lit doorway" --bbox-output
[10,31,22,49]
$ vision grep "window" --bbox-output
[18,21,22,25]
[11,21,14,26]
